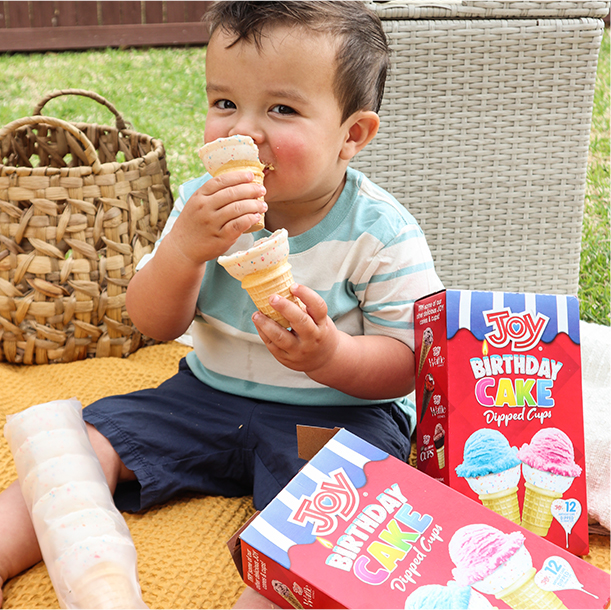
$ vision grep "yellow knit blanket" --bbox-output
[1,342,608,608]
[0,342,255,609]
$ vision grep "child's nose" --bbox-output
[228,117,263,144]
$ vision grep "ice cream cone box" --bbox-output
[227,427,609,609]
[414,289,589,556]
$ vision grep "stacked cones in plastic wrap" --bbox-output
[218,229,303,328]
[199,135,267,232]
[450,524,566,610]
[4,399,147,609]
[71,561,143,609]
[456,429,522,526]
[518,428,581,537]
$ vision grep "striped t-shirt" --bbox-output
[138,167,443,429]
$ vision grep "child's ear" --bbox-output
[339,110,380,161]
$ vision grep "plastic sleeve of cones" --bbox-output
[496,567,567,609]
[4,399,148,609]
[478,486,521,526]
[521,481,563,536]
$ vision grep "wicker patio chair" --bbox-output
[354,0,609,295]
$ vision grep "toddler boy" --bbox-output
[0,2,443,607]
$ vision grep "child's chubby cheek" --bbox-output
[266,137,311,179]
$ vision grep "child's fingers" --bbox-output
[287,284,327,325]
[252,312,294,354]
[195,171,266,208]
[224,212,265,236]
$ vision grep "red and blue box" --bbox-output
[415,290,588,556]
[229,427,608,609]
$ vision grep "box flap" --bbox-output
[296,425,341,461]
[227,511,260,578]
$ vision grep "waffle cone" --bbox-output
[272,580,304,609]
[214,160,265,232]
[521,481,562,536]
[418,342,432,375]
[420,388,434,422]
[496,567,567,609]
[70,561,146,609]
[436,446,445,469]
[242,260,300,328]
[478,486,521,525]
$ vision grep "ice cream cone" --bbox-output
[433,423,445,469]
[218,229,303,328]
[420,374,435,423]
[70,561,146,609]
[199,135,267,232]
[456,430,522,525]
[521,481,563,536]
[418,327,434,375]
[478,486,521,525]
[436,446,446,469]
[518,428,581,537]
[496,566,566,609]
[272,579,303,609]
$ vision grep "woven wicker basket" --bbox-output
[0,89,173,364]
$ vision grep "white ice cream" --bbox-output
[522,463,575,493]
[466,464,521,495]
[471,544,532,595]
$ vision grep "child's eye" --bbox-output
[271,104,296,115]
[214,99,237,110]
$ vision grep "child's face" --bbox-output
[204,26,353,211]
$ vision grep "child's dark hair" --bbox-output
[205,1,389,123]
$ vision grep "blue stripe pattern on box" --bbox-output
[446,290,580,344]
[240,429,388,569]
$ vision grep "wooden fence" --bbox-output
[0,1,212,52]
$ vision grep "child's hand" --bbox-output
[252,284,416,400]
[170,171,267,265]
[252,284,340,375]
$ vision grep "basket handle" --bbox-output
[33,89,129,131]
[0,115,101,173]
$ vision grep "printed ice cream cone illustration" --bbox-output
[449,524,567,609]
[405,582,494,609]
[456,429,521,525]
[420,373,435,423]
[199,135,268,232]
[272,579,304,609]
[418,327,434,375]
[434,423,446,469]
[218,229,304,328]
[518,428,582,537]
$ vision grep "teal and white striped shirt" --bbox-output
[138,167,443,430]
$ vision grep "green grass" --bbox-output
[1,34,609,324]
[0,47,209,189]
[579,29,610,326]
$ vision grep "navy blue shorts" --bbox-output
[83,358,412,512]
